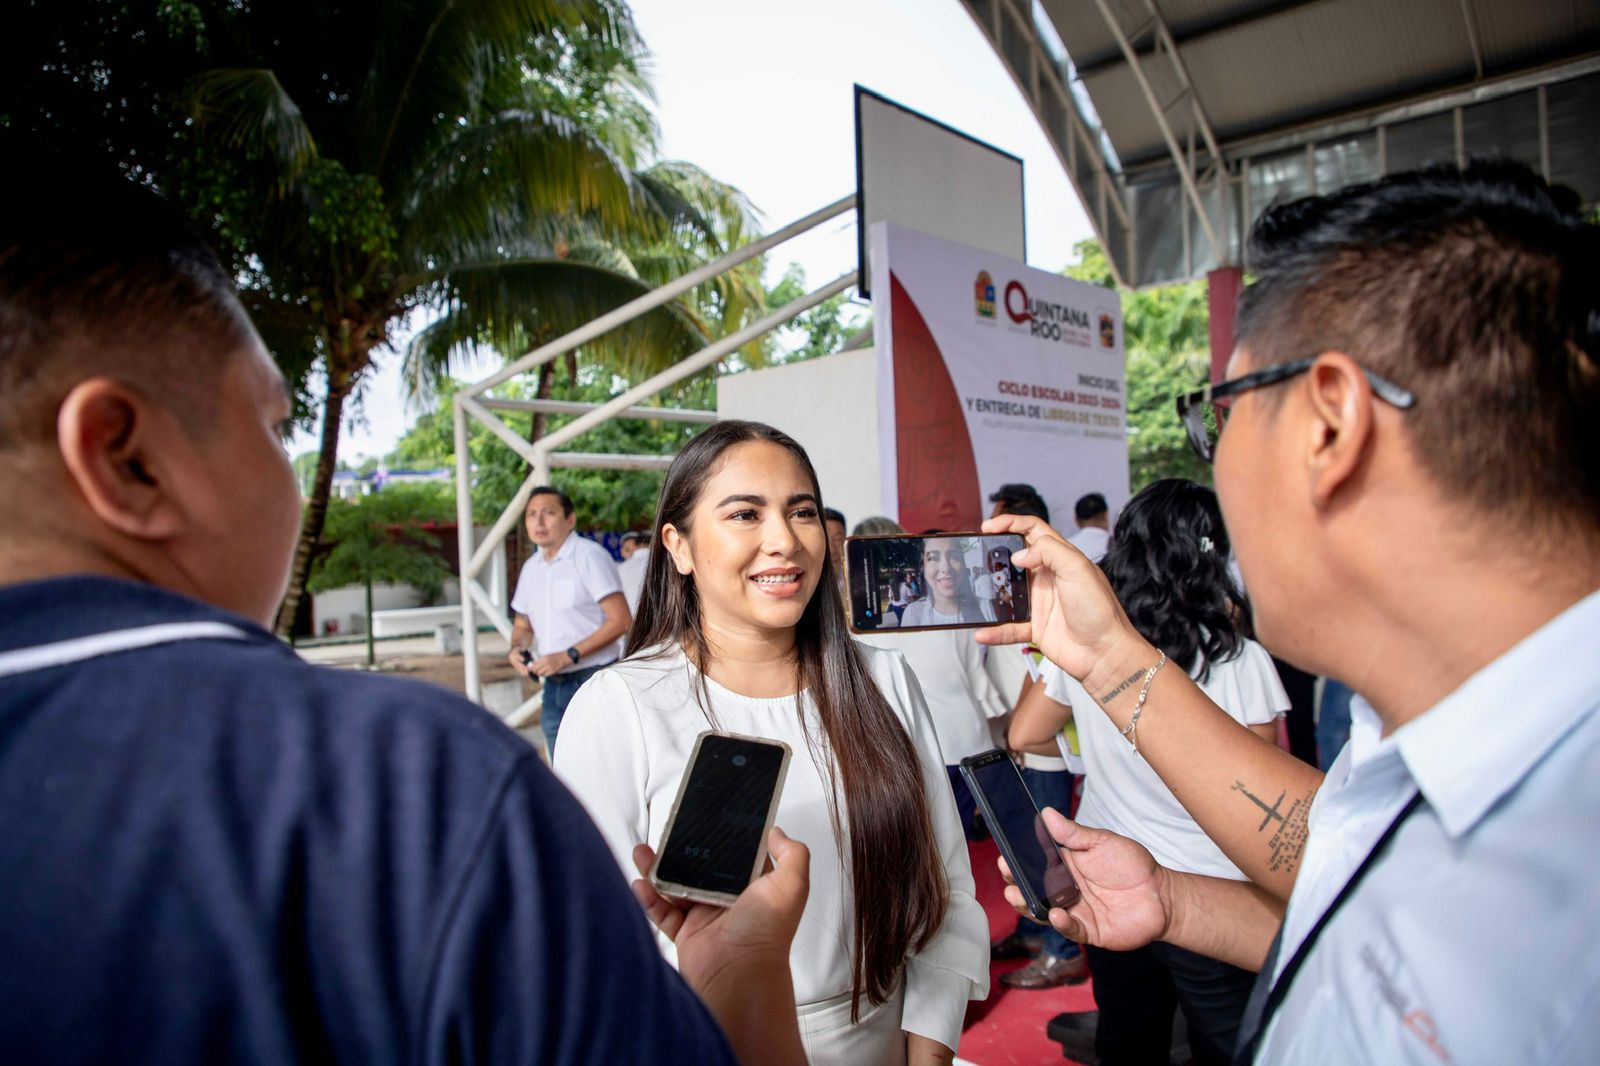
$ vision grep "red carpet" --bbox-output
[957,837,1096,1066]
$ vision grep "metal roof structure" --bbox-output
[964,0,1600,288]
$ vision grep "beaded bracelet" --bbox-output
[1118,650,1168,755]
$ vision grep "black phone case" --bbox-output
[958,752,1052,923]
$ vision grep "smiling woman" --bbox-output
[553,421,989,1065]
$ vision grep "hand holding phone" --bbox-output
[650,732,792,907]
[959,749,1080,921]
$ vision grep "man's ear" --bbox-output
[56,378,187,541]
[1302,352,1376,508]
[660,522,694,575]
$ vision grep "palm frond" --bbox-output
[188,68,316,186]
[405,257,711,404]
[397,107,665,266]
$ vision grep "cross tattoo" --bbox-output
[1233,781,1287,831]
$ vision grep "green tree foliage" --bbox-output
[1066,240,1213,491]
[759,264,869,366]
[5,0,753,638]
[308,485,455,665]
[386,370,711,532]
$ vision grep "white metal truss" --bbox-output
[1089,0,1223,263]
[452,195,859,709]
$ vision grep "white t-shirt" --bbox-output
[1067,525,1110,563]
[554,643,989,1054]
[616,550,649,616]
[1043,639,1288,880]
[898,596,996,629]
[509,534,624,670]
[855,629,1009,764]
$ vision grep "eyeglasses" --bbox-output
[1174,357,1417,464]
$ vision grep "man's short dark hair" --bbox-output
[1074,493,1108,523]
[620,531,644,547]
[989,483,1050,523]
[527,486,575,517]
[1237,159,1600,529]
[823,508,847,528]
[0,160,253,448]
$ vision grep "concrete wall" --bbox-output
[717,349,887,529]
[311,577,462,636]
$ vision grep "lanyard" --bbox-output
[1233,790,1426,1064]
[0,621,251,679]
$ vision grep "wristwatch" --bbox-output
[565,646,581,664]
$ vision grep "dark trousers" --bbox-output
[1085,940,1256,1066]
[540,662,609,757]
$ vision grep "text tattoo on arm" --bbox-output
[1233,780,1315,875]
[1098,669,1146,706]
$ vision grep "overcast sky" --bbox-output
[297,0,1094,464]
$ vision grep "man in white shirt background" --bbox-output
[1066,492,1111,563]
[508,486,631,757]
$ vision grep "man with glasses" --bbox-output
[982,160,1600,1063]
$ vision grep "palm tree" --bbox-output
[168,0,742,636]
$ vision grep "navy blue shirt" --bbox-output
[0,577,736,1064]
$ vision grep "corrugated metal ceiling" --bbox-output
[1040,0,1600,169]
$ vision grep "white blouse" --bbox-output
[554,642,989,1054]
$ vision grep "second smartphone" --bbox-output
[959,748,1080,921]
[845,532,1030,634]
[649,731,792,907]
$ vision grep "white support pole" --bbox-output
[467,195,856,399]
[479,397,718,424]
[533,273,857,459]
[466,579,512,641]
[459,395,543,467]
[452,396,481,701]
[549,452,678,471]
[469,470,543,577]
[1144,0,1224,175]
[1090,0,1222,261]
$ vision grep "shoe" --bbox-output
[1000,951,1090,989]
[990,928,1043,960]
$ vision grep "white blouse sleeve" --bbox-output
[1210,640,1291,726]
[881,652,992,1051]
[551,668,652,882]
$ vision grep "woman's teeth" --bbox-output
[752,574,799,585]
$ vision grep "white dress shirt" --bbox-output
[1045,641,1288,880]
[509,534,624,670]
[553,643,989,1059]
[1067,525,1110,563]
[1256,587,1600,1064]
[616,549,649,616]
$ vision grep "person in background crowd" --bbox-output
[982,484,1089,989]
[1010,480,1287,1061]
[1066,493,1111,563]
[851,517,1011,844]
[823,506,848,574]
[0,161,809,1066]
[507,487,631,757]
[556,423,988,1065]
[984,161,1600,1064]
[1315,678,1354,772]
[618,530,650,617]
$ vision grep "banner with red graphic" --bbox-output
[870,222,1129,534]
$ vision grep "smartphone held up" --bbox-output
[650,732,792,907]
[845,532,1030,634]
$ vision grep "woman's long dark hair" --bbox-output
[628,420,948,1017]
[1099,479,1249,683]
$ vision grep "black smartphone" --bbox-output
[650,732,792,907]
[845,532,1030,633]
[959,748,1080,921]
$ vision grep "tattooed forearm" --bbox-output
[1098,669,1146,706]
[1234,780,1315,875]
